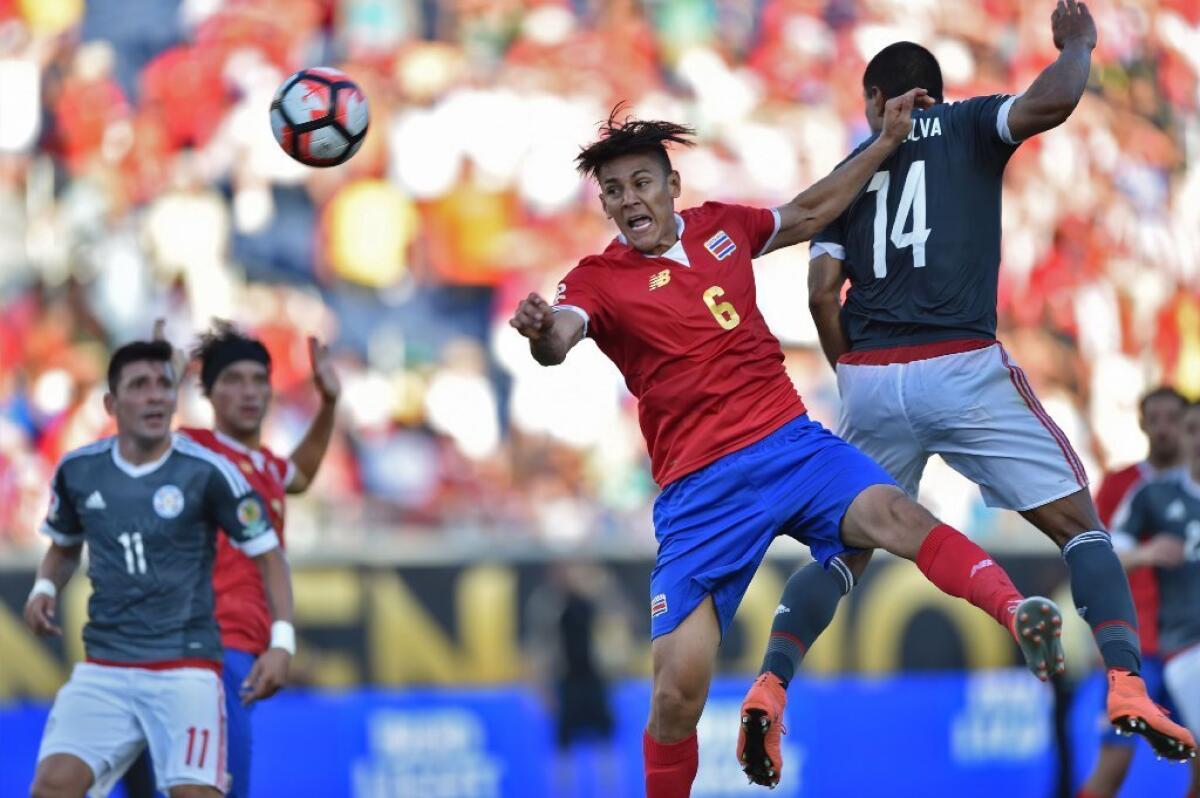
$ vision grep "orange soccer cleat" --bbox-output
[737,673,787,788]
[1108,668,1198,762]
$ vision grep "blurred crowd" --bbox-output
[0,0,1197,552]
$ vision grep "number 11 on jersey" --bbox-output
[866,160,932,278]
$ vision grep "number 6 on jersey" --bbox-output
[703,286,740,330]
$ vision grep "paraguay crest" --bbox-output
[153,484,185,518]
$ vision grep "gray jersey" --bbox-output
[41,434,278,664]
[1113,469,1200,655]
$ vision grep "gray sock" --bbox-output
[760,559,854,688]
[1063,531,1141,674]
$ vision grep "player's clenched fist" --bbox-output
[1052,0,1096,52]
[241,648,290,705]
[879,88,934,146]
[24,593,61,637]
[509,292,556,340]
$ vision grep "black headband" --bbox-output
[201,338,271,394]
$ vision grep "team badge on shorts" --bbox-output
[704,231,736,260]
[651,593,669,618]
[153,485,185,518]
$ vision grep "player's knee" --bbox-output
[867,488,937,557]
[167,786,222,798]
[650,678,705,738]
[30,758,89,798]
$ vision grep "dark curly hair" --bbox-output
[575,104,695,182]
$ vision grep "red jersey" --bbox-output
[181,427,293,655]
[1096,461,1161,655]
[553,202,806,486]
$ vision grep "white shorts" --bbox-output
[1164,644,1200,737]
[38,663,227,797]
[836,343,1088,511]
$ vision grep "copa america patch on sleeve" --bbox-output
[236,498,268,535]
[651,593,668,618]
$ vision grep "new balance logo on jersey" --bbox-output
[649,270,671,290]
[970,558,994,578]
[84,491,106,510]
[651,593,668,618]
[1167,500,1186,522]
[704,231,736,261]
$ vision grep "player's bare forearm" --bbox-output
[288,398,336,494]
[253,547,294,624]
[808,254,851,370]
[768,89,930,253]
[38,543,82,591]
[1007,1,1096,141]
[511,293,585,366]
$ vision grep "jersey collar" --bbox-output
[215,429,268,471]
[616,213,690,268]
[111,434,177,478]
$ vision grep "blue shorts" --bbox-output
[649,413,895,640]
[222,647,258,798]
[1101,656,1173,747]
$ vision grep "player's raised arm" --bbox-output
[1005,0,1097,142]
[510,291,586,366]
[287,336,341,494]
[765,88,932,255]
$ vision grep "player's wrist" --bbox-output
[28,578,56,602]
[270,620,296,655]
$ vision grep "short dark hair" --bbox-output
[107,340,174,393]
[575,105,695,182]
[1140,385,1187,415]
[191,319,271,395]
[863,42,944,103]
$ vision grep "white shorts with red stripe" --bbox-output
[38,663,227,797]
[835,341,1088,511]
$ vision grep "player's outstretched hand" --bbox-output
[24,593,61,637]
[308,336,341,405]
[1052,0,1096,52]
[509,293,556,341]
[241,648,290,705]
[879,88,932,146]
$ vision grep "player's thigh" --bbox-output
[1019,489,1104,548]
[650,453,778,643]
[137,668,228,795]
[221,649,257,798]
[836,362,928,495]
[918,345,1088,511]
[31,754,94,798]
[1164,645,1200,733]
[648,595,720,732]
[742,415,900,563]
[37,664,146,797]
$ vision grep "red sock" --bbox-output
[644,730,698,798]
[1075,789,1107,798]
[916,524,1023,632]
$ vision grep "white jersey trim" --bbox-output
[111,441,174,479]
[60,438,114,464]
[553,305,590,337]
[173,435,252,498]
[231,529,280,557]
[810,241,846,261]
[755,208,783,258]
[40,522,83,546]
[997,94,1022,145]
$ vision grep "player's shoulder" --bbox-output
[684,201,748,225]
[57,437,116,476]
[171,434,252,494]
[178,426,218,448]
[1134,468,1188,503]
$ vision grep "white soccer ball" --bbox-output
[269,67,369,167]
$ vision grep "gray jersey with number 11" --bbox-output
[41,434,277,664]
[813,94,1021,351]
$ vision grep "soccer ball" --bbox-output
[269,68,368,167]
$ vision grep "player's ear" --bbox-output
[667,170,681,199]
[103,392,115,417]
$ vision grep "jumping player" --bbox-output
[24,340,295,798]
[510,93,1066,798]
[1099,401,1200,797]
[1080,387,1191,798]
[743,0,1195,786]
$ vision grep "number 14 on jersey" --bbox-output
[866,160,932,279]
